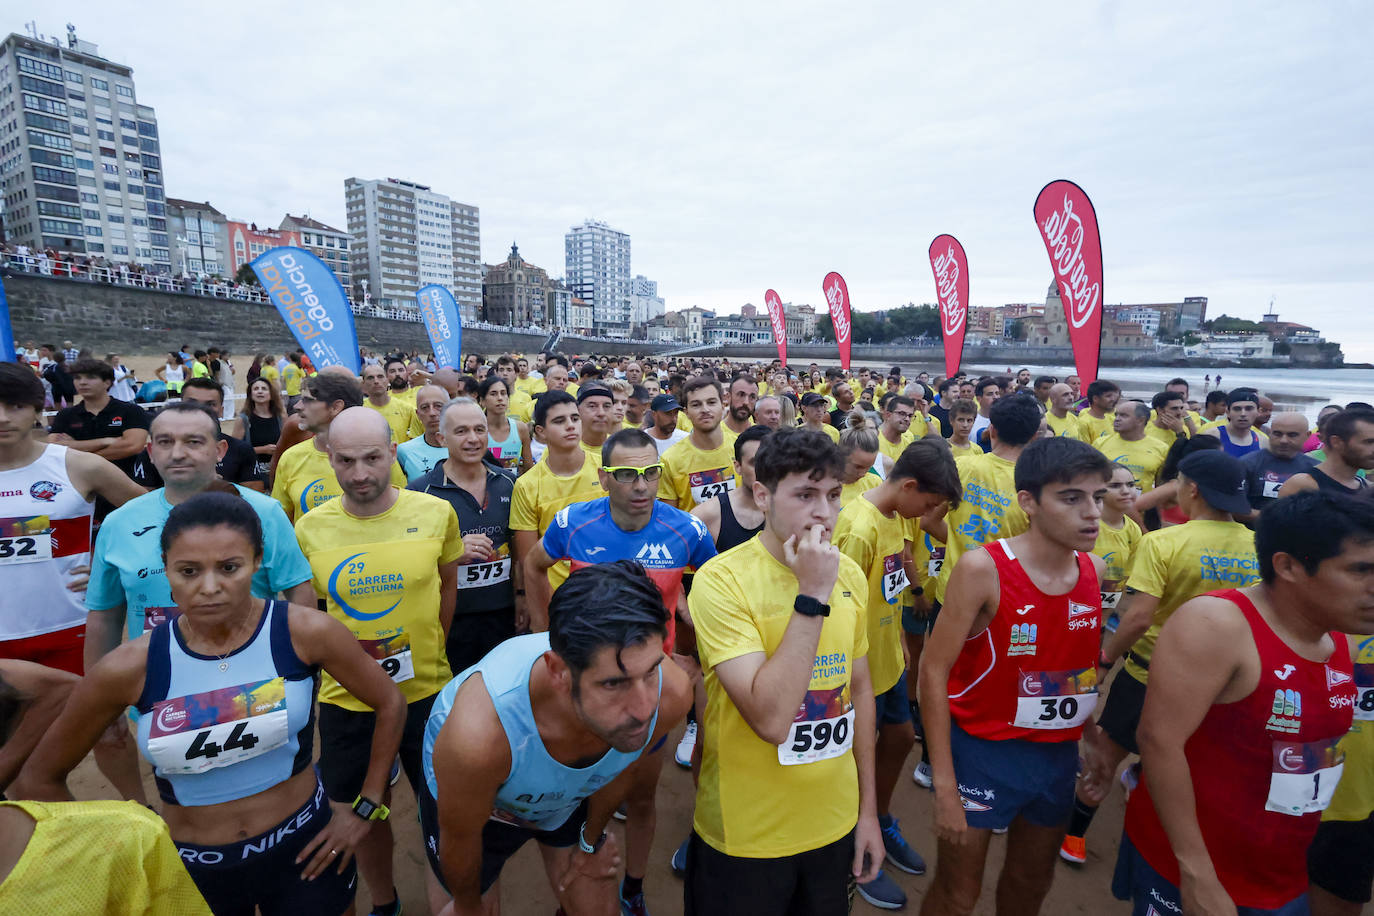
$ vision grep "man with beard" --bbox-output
[385,355,417,406]
[659,377,738,512]
[1279,407,1374,498]
[829,380,857,429]
[363,362,421,443]
[724,375,758,437]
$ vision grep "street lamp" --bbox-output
[360,278,370,307]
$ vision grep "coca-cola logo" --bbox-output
[825,278,851,344]
[765,291,786,338]
[1039,193,1100,329]
[932,245,965,335]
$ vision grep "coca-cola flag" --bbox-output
[1033,180,1104,386]
[764,289,788,366]
[822,271,853,370]
[927,235,969,378]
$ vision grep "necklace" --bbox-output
[181,613,251,672]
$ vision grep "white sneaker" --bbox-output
[674,722,697,769]
[912,761,933,789]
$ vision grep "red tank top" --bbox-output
[1125,589,1355,908]
[947,540,1102,742]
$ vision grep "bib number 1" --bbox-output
[1266,739,1344,816]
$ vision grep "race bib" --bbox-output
[1354,662,1374,721]
[0,531,51,565]
[1266,738,1345,816]
[360,633,414,683]
[779,685,855,766]
[926,546,945,579]
[1261,473,1284,500]
[688,468,735,505]
[1013,668,1098,729]
[457,557,511,590]
[881,553,910,603]
[1101,590,1123,610]
[145,677,289,774]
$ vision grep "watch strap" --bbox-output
[794,595,830,618]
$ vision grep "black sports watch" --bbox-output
[794,595,830,618]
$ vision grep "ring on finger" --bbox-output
[330,849,338,856]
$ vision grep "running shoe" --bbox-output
[619,884,651,916]
[912,760,933,789]
[1059,835,1087,865]
[670,836,689,876]
[388,756,401,787]
[674,721,697,769]
[613,802,628,822]
[992,826,1008,836]
[878,814,926,875]
[856,870,906,910]
[1121,761,1141,799]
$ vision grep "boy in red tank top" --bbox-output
[1115,491,1374,915]
[918,437,1113,916]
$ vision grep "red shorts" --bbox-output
[0,625,86,674]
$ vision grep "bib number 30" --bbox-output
[778,709,854,766]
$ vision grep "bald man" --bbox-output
[1239,411,1317,517]
[398,384,452,482]
[1044,383,1080,438]
[295,405,464,916]
[432,367,464,400]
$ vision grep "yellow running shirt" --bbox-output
[658,436,738,511]
[515,376,546,398]
[946,439,980,458]
[1122,519,1259,683]
[1075,411,1114,444]
[511,454,604,590]
[295,488,462,710]
[833,494,909,695]
[279,363,303,397]
[0,800,212,914]
[802,424,841,444]
[840,472,881,507]
[1045,411,1079,438]
[366,397,420,444]
[1092,516,1142,613]
[1325,634,1374,822]
[876,430,915,465]
[272,439,407,522]
[1094,433,1170,492]
[579,440,606,466]
[689,536,869,858]
[935,452,1026,603]
[1144,422,1186,449]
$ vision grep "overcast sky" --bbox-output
[31,1,1374,358]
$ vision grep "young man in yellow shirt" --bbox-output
[362,363,421,443]
[1074,379,1120,446]
[686,428,883,914]
[833,439,961,909]
[658,377,738,511]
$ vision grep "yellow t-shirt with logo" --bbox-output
[840,472,882,507]
[515,376,547,398]
[936,452,1026,604]
[271,439,407,522]
[1123,519,1259,683]
[1092,516,1142,613]
[511,454,604,590]
[658,434,738,511]
[1075,411,1114,445]
[295,488,463,710]
[946,438,980,458]
[366,397,419,444]
[279,363,304,397]
[1093,433,1170,492]
[259,365,279,386]
[1045,411,1079,438]
[690,536,869,858]
[833,494,909,695]
[1144,422,1186,450]
[1326,634,1374,822]
[909,518,943,593]
[508,388,535,425]
[877,429,915,465]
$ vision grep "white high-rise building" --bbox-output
[0,26,171,270]
[629,274,665,329]
[344,176,481,320]
[565,219,631,335]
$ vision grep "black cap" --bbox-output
[576,385,612,406]
[1178,451,1250,516]
[650,394,681,412]
[800,392,827,407]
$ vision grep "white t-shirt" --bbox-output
[649,429,688,456]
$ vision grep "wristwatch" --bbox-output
[578,821,607,855]
[794,595,830,618]
[352,795,391,822]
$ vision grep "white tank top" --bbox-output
[0,445,95,639]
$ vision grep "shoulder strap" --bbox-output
[135,623,172,712]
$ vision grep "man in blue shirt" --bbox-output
[525,427,716,916]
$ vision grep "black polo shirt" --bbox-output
[49,397,149,478]
[409,459,515,615]
[132,433,261,489]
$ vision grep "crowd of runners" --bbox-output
[1,348,1372,916]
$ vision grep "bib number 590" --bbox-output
[791,716,850,754]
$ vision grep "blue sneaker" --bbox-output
[879,814,926,875]
[619,883,650,916]
[857,870,906,910]
[670,836,689,876]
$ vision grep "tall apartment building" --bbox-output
[0,27,170,270]
[280,213,351,292]
[344,177,481,321]
[564,219,631,335]
[629,274,665,328]
[166,198,228,277]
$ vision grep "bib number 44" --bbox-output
[185,721,258,762]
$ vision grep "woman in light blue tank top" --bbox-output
[14,491,409,916]
[481,376,531,472]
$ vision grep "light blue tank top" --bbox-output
[488,419,522,466]
[135,600,319,806]
[423,632,660,831]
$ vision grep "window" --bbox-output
[32,165,76,185]
[75,157,93,170]
[137,121,157,137]
[104,179,120,191]
[38,201,81,219]
[97,129,114,141]
[65,71,83,84]
[139,137,157,153]
[78,175,96,187]
[186,231,200,244]
[71,124,88,136]
[107,214,124,223]
[125,167,142,178]
[29,149,74,169]
[128,184,144,196]
[24,112,69,133]
[82,208,99,219]
[27,130,72,150]
[111,245,128,255]
[143,186,161,201]
[90,78,108,91]
[118,118,135,130]
[132,216,147,226]
[80,192,98,203]
[34,184,80,203]
[102,162,118,173]
[116,85,134,98]
[148,217,166,230]
[17,56,64,81]
[70,108,87,120]
[19,75,66,99]
[68,91,84,102]
[140,153,160,168]
[86,242,104,252]
[146,201,165,216]
[22,93,68,116]
[121,134,138,147]
[85,225,102,236]
[150,232,168,247]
